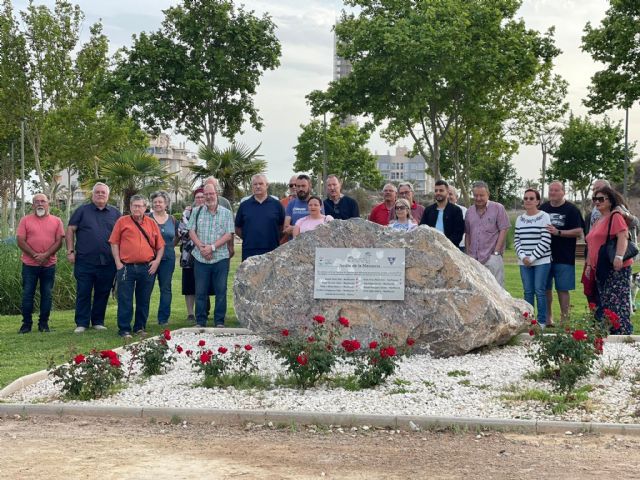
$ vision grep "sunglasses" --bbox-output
[592,196,607,203]
[288,184,295,188]
[523,196,537,201]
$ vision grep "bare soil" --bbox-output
[1,415,640,479]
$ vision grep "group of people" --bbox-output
[513,179,637,334]
[15,172,636,337]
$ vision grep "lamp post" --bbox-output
[623,107,629,198]
[20,119,25,218]
[322,111,328,195]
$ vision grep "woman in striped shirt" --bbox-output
[514,189,552,327]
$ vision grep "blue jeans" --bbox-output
[73,261,116,328]
[21,264,55,327]
[116,263,156,335]
[155,257,175,324]
[520,263,551,325]
[194,258,230,327]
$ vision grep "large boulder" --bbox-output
[233,219,531,357]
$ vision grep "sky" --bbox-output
[13,0,640,185]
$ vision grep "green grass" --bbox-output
[0,250,241,389]
[500,384,594,414]
[1,246,639,389]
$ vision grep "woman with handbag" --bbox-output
[585,186,635,334]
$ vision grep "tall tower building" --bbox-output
[333,29,356,127]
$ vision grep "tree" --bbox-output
[96,149,172,213]
[470,156,522,207]
[294,119,383,190]
[308,0,559,181]
[548,115,632,212]
[189,144,267,201]
[512,66,569,199]
[582,0,640,112]
[101,0,281,148]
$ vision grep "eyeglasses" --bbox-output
[395,206,407,210]
[288,184,295,188]
[592,196,607,203]
[523,196,537,201]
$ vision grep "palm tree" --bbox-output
[167,174,194,213]
[190,143,267,201]
[95,149,173,212]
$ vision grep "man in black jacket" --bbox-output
[420,179,465,247]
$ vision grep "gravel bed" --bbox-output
[7,332,640,423]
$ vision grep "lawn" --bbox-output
[0,248,637,389]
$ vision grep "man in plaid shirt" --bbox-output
[187,183,235,327]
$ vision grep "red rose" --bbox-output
[73,354,86,364]
[530,319,538,325]
[218,347,228,354]
[380,346,396,358]
[406,337,415,346]
[244,344,252,351]
[109,358,121,368]
[341,339,361,353]
[572,330,588,341]
[198,339,206,347]
[307,336,315,343]
[528,330,535,336]
[281,329,289,337]
[604,309,619,321]
[176,345,184,353]
[200,352,212,364]
[588,302,597,311]
[159,338,167,346]
[163,329,171,341]
[296,354,308,366]
[369,341,378,349]
[186,349,193,357]
[100,350,117,360]
[338,317,350,327]
[523,311,529,318]
[313,315,326,324]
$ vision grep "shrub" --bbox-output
[345,334,414,388]
[49,349,124,400]
[0,243,76,314]
[126,329,175,377]
[527,306,610,393]
[187,340,257,388]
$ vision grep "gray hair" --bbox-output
[383,183,398,192]
[150,190,171,208]
[251,173,268,184]
[397,181,414,192]
[593,179,611,188]
[92,182,110,195]
[472,181,489,193]
[129,194,148,207]
[448,185,458,196]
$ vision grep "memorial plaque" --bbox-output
[314,248,405,300]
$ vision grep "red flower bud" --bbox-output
[176,345,183,354]
[296,354,308,366]
[588,302,597,311]
[572,330,588,341]
[369,341,378,349]
[313,315,326,324]
[530,319,538,325]
[73,354,86,364]
[198,339,206,347]
[406,337,415,346]
[338,316,350,327]
[528,330,535,336]
[218,347,228,354]
[281,329,289,337]
[523,311,529,318]
[244,344,252,351]
[307,336,315,343]
[163,329,171,341]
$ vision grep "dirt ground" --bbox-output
[1,415,640,479]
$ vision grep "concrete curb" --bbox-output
[0,327,252,399]
[2,403,640,436]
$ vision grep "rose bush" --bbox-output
[126,329,175,377]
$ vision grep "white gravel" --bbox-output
[8,332,640,423]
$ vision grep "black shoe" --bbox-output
[38,324,51,332]
[18,324,31,334]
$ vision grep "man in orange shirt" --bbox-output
[16,194,64,333]
[109,195,165,338]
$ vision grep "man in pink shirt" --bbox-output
[465,181,510,287]
[16,194,65,333]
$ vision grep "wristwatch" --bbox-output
[211,244,216,251]
[615,255,624,260]
[493,251,501,256]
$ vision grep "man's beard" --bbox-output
[297,190,308,200]
[35,208,46,217]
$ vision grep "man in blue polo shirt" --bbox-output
[283,174,323,237]
[66,182,121,333]
[235,174,285,261]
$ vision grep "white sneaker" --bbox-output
[92,325,107,331]
[74,326,86,334]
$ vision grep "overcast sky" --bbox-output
[14,0,639,185]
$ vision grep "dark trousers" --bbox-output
[21,264,55,328]
[116,263,156,335]
[194,258,229,327]
[155,257,175,324]
[73,261,116,328]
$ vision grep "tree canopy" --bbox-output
[294,119,383,190]
[308,0,559,182]
[101,0,281,148]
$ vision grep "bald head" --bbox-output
[32,193,49,217]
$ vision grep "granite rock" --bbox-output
[233,219,531,357]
